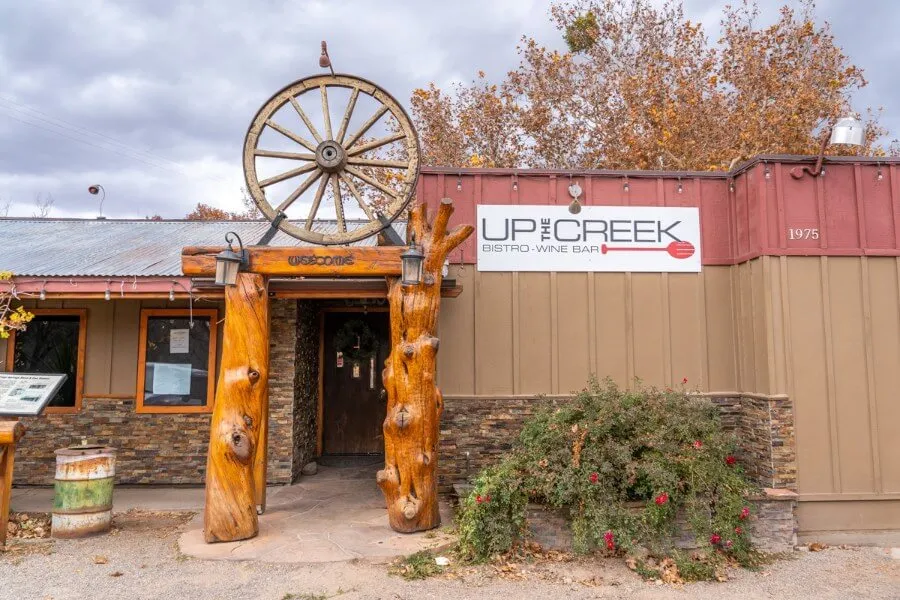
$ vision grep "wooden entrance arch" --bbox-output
[181,199,472,542]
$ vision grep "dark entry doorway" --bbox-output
[321,310,389,455]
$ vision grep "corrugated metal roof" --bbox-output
[0,218,407,277]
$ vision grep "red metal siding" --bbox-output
[418,161,900,265]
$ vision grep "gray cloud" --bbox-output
[0,0,895,218]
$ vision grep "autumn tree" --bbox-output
[413,0,892,171]
[184,190,261,220]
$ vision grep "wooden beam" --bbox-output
[182,246,405,278]
[203,273,270,543]
[0,418,24,548]
[378,199,474,533]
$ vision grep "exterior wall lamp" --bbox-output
[215,232,249,286]
[400,234,425,285]
[790,116,864,179]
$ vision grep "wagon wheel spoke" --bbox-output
[265,120,318,152]
[276,169,324,212]
[290,96,323,144]
[258,161,319,188]
[331,174,346,232]
[346,157,409,169]
[254,149,316,160]
[336,87,359,144]
[320,85,333,140]
[305,174,330,230]
[347,132,406,157]
[343,105,389,149]
[338,172,376,221]
[345,165,400,199]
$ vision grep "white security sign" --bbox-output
[477,205,701,272]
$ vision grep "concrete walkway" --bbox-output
[13,457,455,564]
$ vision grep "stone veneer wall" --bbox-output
[291,300,320,480]
[526,489,798,554]
[439,393,797,494]
[14,299,298,486]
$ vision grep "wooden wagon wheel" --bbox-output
[243,73,420,245]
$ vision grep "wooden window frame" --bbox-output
[135,308,218,415]
[5,308,88,414]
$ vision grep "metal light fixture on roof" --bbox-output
[400,234,425,286]
[829,117,865,146]
[791,115,865,179]
[215,232,249,286]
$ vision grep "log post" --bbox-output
[204,273,270,543]
[377,199,473,532]
[0,418,25,548]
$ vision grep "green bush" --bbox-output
[456,378,759,579]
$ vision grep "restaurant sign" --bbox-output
[477,205,701,273]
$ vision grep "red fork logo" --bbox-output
[601,241,695,259]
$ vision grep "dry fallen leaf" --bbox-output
[808,542,827,552]
[109,571,123,577]
[93,555,109,564]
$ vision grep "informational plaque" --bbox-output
[150,363,192,395]
[0,373,67,416]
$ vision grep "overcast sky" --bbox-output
[1,0,896,219]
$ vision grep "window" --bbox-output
[136,309,217,413]
[5,309,87,413]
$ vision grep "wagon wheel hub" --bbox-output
[315,140,347,173]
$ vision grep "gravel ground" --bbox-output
[1,511,898,600]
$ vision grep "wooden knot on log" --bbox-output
[427,336,439,351]
[394,406,410,429]
[243,414,253,428]
[229,429,251,462]
[402,344,415,358]
[401,497,419,520]
[424,273,435,285]
[248,369,260,383]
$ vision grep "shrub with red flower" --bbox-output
[604,530,615,551]
[740,506,750,520]
[455,378,758,581]
[735,527,742,535]
[682,377,688,384]
[725,455,737,465]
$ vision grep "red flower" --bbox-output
[692,440,703,450]
[725,455,737,465]
[485,495,491,503]
[604,530,615,550]
[735,527,743,535]
[475,494,483,504]
[725,540,734,549]
[710,533,721,545]
[654,492,669,506]
[682,377,688,384]
[589,472,599,484]
[740,506,750,520]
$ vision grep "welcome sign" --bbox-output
[477,205,702,272]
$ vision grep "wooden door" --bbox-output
[321,311,389,455]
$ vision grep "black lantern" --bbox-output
[215,232,248,286]
[400,235,425,285]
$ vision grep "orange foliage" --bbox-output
[412,0,894,171]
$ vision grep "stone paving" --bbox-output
[178,457,455,563]
[12,456,455,564]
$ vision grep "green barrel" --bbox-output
[52,445,116,538]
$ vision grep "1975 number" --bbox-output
[788,228,819,240]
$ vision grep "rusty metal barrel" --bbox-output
[51,445,116,538]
